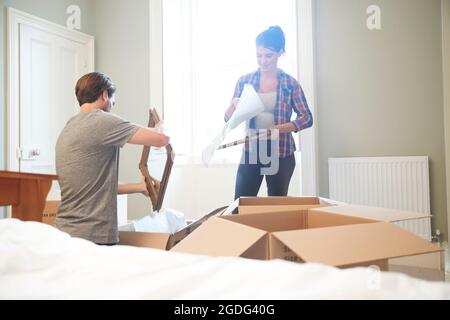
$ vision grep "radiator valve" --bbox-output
[431,229,441,245]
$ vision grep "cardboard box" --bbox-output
[224,196,346,215]
[308,205,432,223]
[307,206,445,280]
[118,197,341,250]
[42,196,129,227]
[41,198,224,251]
[171,206,441,271]
[42,201,59,226]
[118,206,228,250]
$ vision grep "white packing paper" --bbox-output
[202,84,264,166]
[133,208,187,234]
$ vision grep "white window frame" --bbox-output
[149,0,318,195]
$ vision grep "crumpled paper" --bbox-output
[132,208,187,234]
[202,84,264,166]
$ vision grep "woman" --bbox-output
[224,26,313,200]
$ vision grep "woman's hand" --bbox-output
[225,98,240,121]
[269,125,280,139]
[231,98,240,108]
[270,123,297,134]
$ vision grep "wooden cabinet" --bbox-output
[0,171,58,222]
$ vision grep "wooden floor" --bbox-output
[389,264,445,282]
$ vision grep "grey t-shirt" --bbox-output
[55,109,140,244]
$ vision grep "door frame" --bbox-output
[442,0,450,268]
[297,0,318,196]
[6,7,95,172]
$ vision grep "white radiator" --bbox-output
[329,156,432,241]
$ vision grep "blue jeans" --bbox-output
[234,152,296,201]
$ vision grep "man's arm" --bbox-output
[128,128,169,147]
[117,182,147,195]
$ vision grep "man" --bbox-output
[55,72,169,245]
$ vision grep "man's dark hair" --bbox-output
[75,72,116,106]
[256,26,286,53]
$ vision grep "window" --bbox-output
[162,0,298,164]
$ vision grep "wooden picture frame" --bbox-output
[139,109,175,212]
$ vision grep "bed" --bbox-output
[1,218,450,300]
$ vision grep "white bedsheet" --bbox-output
[1,219,449,300]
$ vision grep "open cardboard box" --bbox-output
[119,205,228,250]
[171,202,442,271]
[118,109,229,250]
[118,195,339,251]
[225,196,347,215]
[42,199,228,251]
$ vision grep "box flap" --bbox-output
[223,197,329,215]
[239,204,325,215]
[273,222,441,267]
[307,211,379,228]
[239,196,321,206]
[171,217,267,257]
[166,206,228,249]
[241,234,270,260]
[118,231,171,250]
[318,197,347,206]
[269,234,305,262]
[310,205,431,222]
[223,198,240,215]
[222,211,307,232]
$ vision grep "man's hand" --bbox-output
[118,177,159,196]
[139,177,160,197]
[128,127,170,147]
[152,180,161,194]
[138,178,149,197]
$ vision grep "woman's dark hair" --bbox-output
[256,26,286,53]
[75,72,116,106]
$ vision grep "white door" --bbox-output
[19,24,92,174]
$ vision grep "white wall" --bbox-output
[315,0,447,240]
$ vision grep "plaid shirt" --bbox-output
[226,69,313,158]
